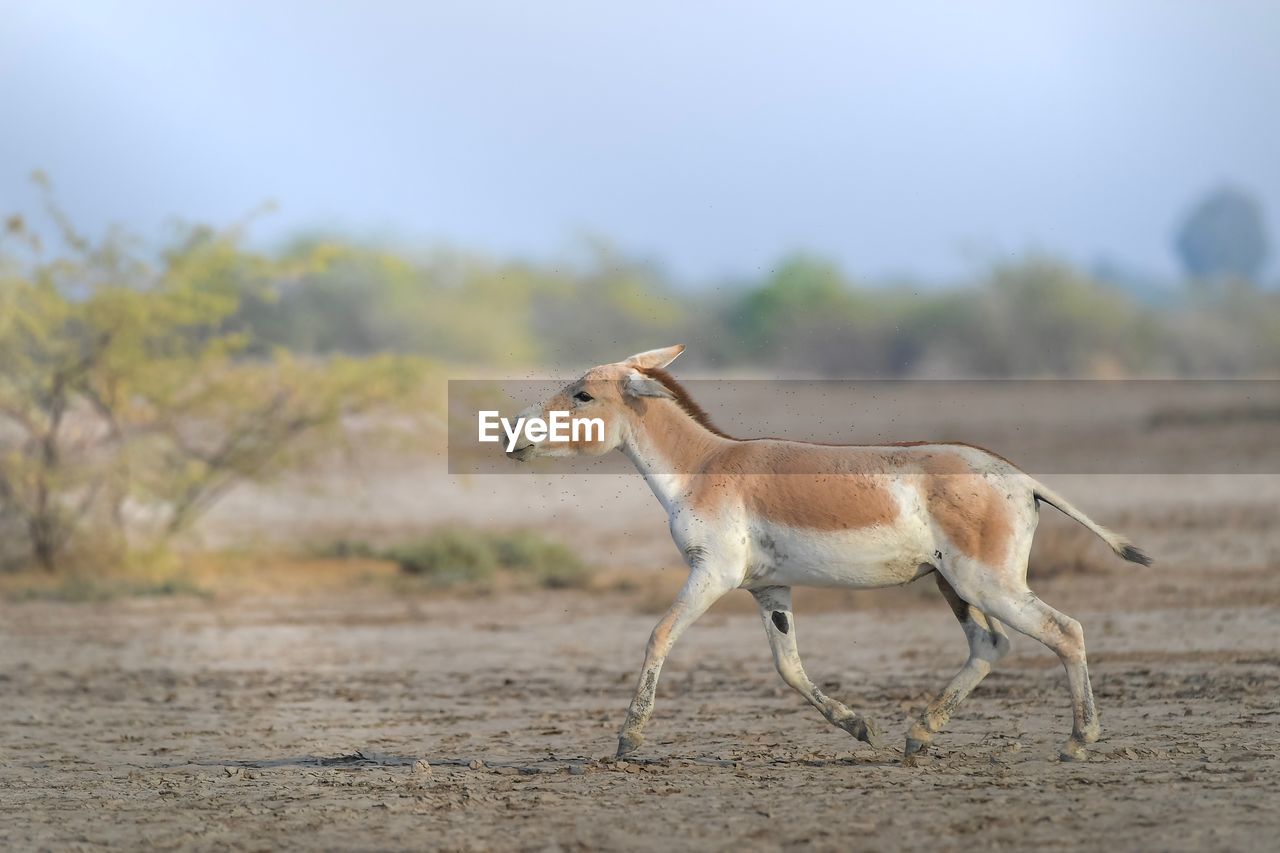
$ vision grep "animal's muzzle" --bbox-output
[506,444,535,461]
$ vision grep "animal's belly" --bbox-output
[743,519,933,590]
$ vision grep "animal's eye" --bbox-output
[573,391,594,403]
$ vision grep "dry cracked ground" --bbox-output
[4,385,1280,850]
[1,549,1278,852]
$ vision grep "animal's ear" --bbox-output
[624,369,675,399]
[623,345,685,371]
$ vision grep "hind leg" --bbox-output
[972,587,1100,760]
[905,574,1010,758]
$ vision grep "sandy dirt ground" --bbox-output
[3,383,1279,851]
[2,554,1278,852]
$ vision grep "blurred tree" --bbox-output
[733,255,848,337]
[726,255,859,373]
[1163,281,1280,374]
[0,180,431,571]
[724,255,945,375]
[973,259,1155,376]
[1174,186,1271,283]
[532,239,687,369]
[235,241,543,365]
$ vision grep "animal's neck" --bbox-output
[620,399,728,514]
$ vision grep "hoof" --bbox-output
[616,730,644,758]
[1059,739,1088,762]
[904,735,930,758]
[901,750,932,768]
[1081,724,1102,745]
[839,716,882,750]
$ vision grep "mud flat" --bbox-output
[4,383,1279,850]
[2,552,1278,851]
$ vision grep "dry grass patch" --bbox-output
[319,528,596,593]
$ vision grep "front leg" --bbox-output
[751,586,883,749]
[617,568,737,757]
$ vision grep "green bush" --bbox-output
[388,530,500,584]
[314,540,376,560]
[491,530,591,589]
[7,575,209,603]
[324,529,592,590]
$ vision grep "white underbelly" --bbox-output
[742,515,934,590]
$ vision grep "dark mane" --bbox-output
[637,367,733,439]
[632,373,1014,465]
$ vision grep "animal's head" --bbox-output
[505,345,685,461]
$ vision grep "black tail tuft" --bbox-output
[1120,544,1153,566]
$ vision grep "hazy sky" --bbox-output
[3,1,1278,282]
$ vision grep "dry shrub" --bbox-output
[321,528,595,591]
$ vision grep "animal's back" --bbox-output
[692,439,1025,526]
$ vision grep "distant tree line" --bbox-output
[232,238,1279,379]
[2,178,1276,571]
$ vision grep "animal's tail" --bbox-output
[1029,479,1153,566]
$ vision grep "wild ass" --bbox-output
[507,346,1151,761]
